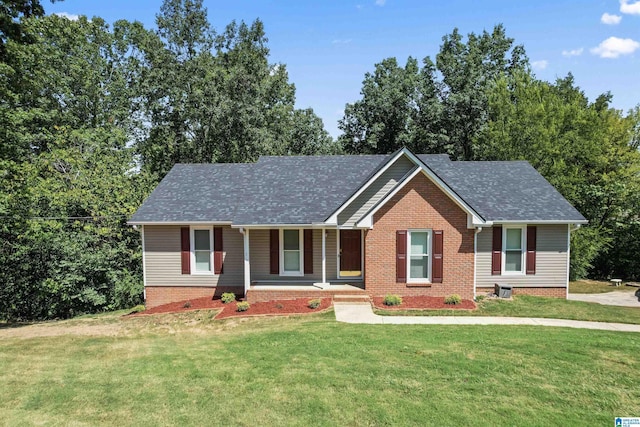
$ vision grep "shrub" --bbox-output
[183,301,192,308]
[475,295,485,303]
[308,299,321,309]
[275,303,284,309]
[383,295,402,306]
[236,301,250,312]
[444,294,462,305]
[221,293,236,304]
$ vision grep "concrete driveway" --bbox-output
[568,290,640,307]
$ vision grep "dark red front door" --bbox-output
[340,230,361,274]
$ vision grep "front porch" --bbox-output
[239,227,366,300]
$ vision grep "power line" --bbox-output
[0,214,129,221]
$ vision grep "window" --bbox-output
[503,226,525,274]
[408,230,430,282]
[280,229,303,276]
[191,227,214,274]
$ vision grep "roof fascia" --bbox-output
[128,220,233,226]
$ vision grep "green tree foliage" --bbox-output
[0,15,151,320]
[137,0,338,178]
[0,1,337,320]
[339,24,527,159]
[476,72,640,280]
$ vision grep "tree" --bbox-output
[339,24,528,159]
[475,71,640,279]
[0,14,151,320]
[137,0,337,178]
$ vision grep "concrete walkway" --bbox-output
[333,303,640,333]
[568,291,640,307]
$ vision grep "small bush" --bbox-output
[183,301,192,308]
[383,295,402,306]
[444,294,462,305]
[236,301,250,312]
[275,303,284,309]
[475,295,485,303]
[221,293,236,304]
[308,299,321,309]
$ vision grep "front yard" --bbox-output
[1,307,639,426]
[375,295,640,324]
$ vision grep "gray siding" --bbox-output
[144,225,244,287]
[338,156,416,226]
[476,225,568,288]
[250,229,338,281]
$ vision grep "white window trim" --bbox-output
[502,225,526,276]
[279,229,304,277]
[190,226,215,275]
[407,229,432,284]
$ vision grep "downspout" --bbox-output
[566,224,581,299]
[473,227,482,300]
[132,225,147,303]
[239,227,250,297]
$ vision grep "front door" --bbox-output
[340,230,362,277]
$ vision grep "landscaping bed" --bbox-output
[129,296,332,319]
[372,295,476,311]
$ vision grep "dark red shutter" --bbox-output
[526,226,537,275]
[181,227,190,274]
[491,226,502,275]
[304,229,313,274]
[269,229,279,274]
[214,226,223,274]
[432,230,443,283]
[396,230,407,283]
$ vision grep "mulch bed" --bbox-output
[372,295,476,310]
[127,296,332,319]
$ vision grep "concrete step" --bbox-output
[333,294,371,304]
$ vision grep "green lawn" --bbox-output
[376,295,640,324]
[1,310,639,426]
[570,279,637,294]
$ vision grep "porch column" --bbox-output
[322,228,327,284]
[243,228,250,295]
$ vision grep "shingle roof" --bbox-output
[130,151,586,224]
[417,156,586,222]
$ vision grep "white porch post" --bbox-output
[243,228,250,295]
[322,228,327,284]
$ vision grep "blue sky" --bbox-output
[48,0,639,138]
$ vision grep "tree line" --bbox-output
[1,0,638,320]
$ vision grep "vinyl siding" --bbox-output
[250,229,338,281]
[338,155,416,226]
[476,224,568,288]
[144,225,244,287]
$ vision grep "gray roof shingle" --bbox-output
[130,152,586,224]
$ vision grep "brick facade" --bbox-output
[364,172,475,300]
[145,286,243,309]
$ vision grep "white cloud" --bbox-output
[620,0,640,14]
[562,48,584,57]
[375,0,386,6]
[53,12,79,20]
[591,36,640,58]
[332,39,352,45]
[601,12,622,24]
[531,60,548,70]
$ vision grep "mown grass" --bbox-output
[375,295,640,324]
[1,310,639,426]
[570,279,637,294]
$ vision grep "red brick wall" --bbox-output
[145,286,244,309]
[365,172,475,300]
[476,286,566,298]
